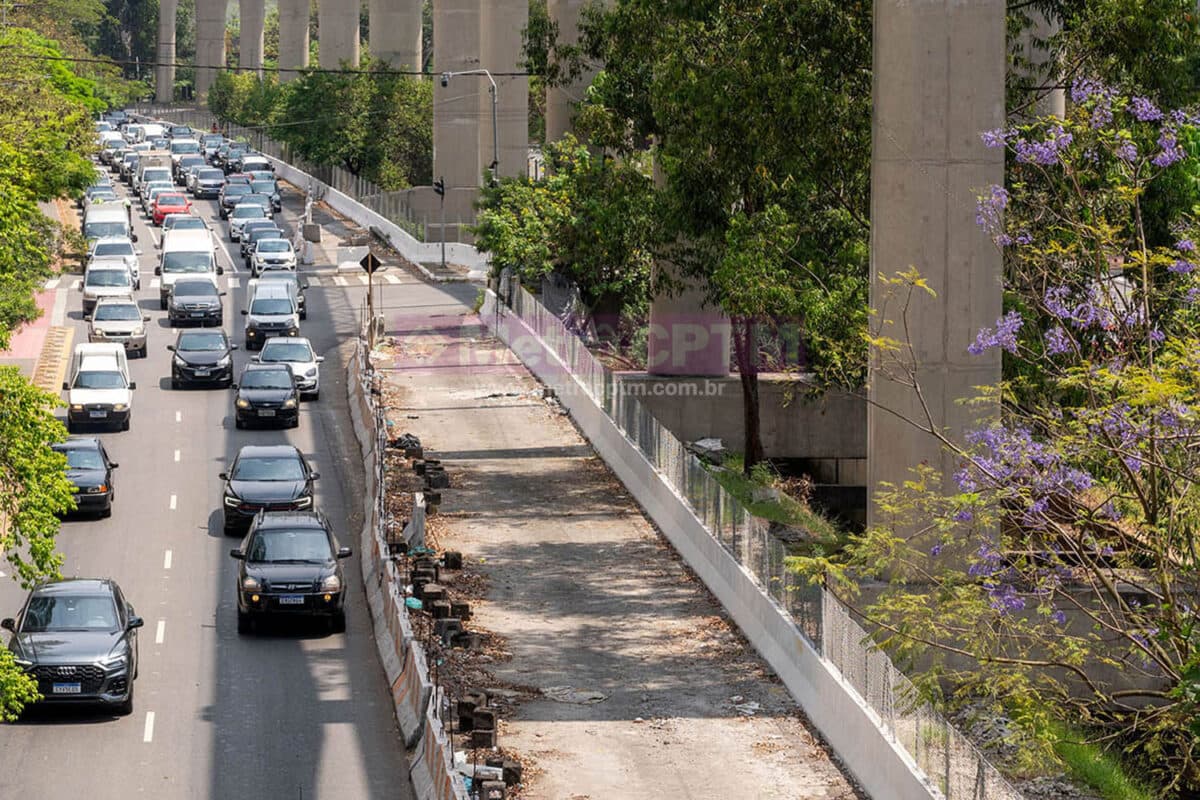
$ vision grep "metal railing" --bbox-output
[504,284,1023,800]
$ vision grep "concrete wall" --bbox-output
[155,0,178,103]
[318,0,360,68]
[238,0,265,75]
[194,0,228,100]
[370,0,423,69]
[480,291,939,800]
[277,0,310,80]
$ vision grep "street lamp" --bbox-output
[440,69,499,185]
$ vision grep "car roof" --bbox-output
[254,511,326,530]
[243,361,292,372]
[174,276,218,287]
[52,436,103,451]
[256,238,291,246]
[94,296,138,307]
[91,236,133,246]
[236,444,302,459]
[32,578,116,596]
[177,329,227,341]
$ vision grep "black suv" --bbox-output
[230,511,351,634]
[167,277,225,327]
[3,578,142,715]
[217,183,252,219]
[233,363,299,429]
[221,444,319,534]
[53,437,118,518]
[169,330,237,389]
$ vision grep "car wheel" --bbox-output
[237,610,253,635]
[289,417,300,429]
[235,417,245,430]
[135,280,141,290]
[159,297,167,311]
[100,502,112,519]
[330,610,346,634]
[121,417,130,432]
[115,682,134,716]
[300,310,307,321]
[66,420,77,434]
[308,390,319,402]
[171,377,181,390]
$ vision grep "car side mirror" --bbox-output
[315,356,325,363]
[240,309,248,315]
[310,472,321,480]
[83,314,92,322]
[217,266,224,275]
[230,344,239,351]
[128,382,137,390]
[251,356,261,363]
[218,472,228,480]
[110,463,119,469]
[230,384,238,390]
[127,615,144,630]
[62,381,70,390]
[166,344,176,351]
[155,266,162,275]
[229,548,245,560]
[220,291,227,297]
[135,249,143,255]
[336,547,353,559]
[130,233,138,242]
[1,618,14,632]
[143,315,151,322]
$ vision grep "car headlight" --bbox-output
[131,326,145,336]
[320,575,342,592]
[294,496,312,509]
[241,577,261,591]
[70,404,84,411]
[99,652,127,670]
[112,403,128,412]
[215,355,231,368]
[304,367,317,377]
[282,398,297,409]
[92,329,107,337]
[236,397,250,409]
[224,495,241,507]
[89,484,108,494]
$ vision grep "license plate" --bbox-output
[278,595,304,605]
[52,683,82,694]
[194,368,210,376]
[190,312,205,318]
[258,409,276,417]
[89,410,107,419]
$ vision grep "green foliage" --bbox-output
[0,649,39,723]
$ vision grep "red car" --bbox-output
[153,193,192,225]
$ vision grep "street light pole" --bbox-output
[441,69,499,184]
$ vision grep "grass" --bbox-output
[708,454,843,545]
[1043,719,1157,800]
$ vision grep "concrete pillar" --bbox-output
[277,0,310,80]
[432,0,483,220]
[238,0,265,76]
[1019,9,1065,118]
[867,0,1005,528]
[318,0,360,69]
[155,0,178,103]
[546,0,603,142]
[194,0,228,101]
[370,0,423,68]
[481,0,529,178]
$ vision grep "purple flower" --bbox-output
[988,583,1026,615]
[930,544,943,557]
[1115,141,1138,163]
[1044,326,1071,355]
[1130,96,1163,122]
[1015,230,1034,246]
[1150,328,1166,343]
[1153,130,1185,167]
[969,310,1024,355]
[1187,287,1200,304]
[1044,286,1072,319]
[1014,126,1074,166]
[1071,78,1106,104]
[1178,239,1196,253]
[1051,610,1067,625]
[980,128,1010,149]
[1091,104,1114,130]
[954,509,973,523]
[1170,259,1195,274]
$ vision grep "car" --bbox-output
[225,173,252,187]
[250,238,297,277]
[2,578,142,715]
[240,221,282,260]
[86,296,149,358]
[201,134,224,159]
[235,154,273,175]
[80,264,134,316]
[175,155,207,185]
[220,445,319,534]
[228,202,267,241]
[239,192,274,219]
[167,277,225,327]
[152,192,192,225]
[142,181,176,211]
[53,437,118,517]
[118,152,140,181]
[229,511,351,634]
[249,179,282,213]
[257,271,309,320]
[168,329,237,389]
[87,236,141,288]
[163,214,209,234]
[167,124,193,139]
[220,142,250,173]
[218,183,252,219]
[233,363,300,429]
[190,166,225,197]
[242,281,300,350]
[257,337,322,399]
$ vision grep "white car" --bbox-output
[87,236,141,288]
[257,337,323,399]
[228,202,267,241]
[87,296,149,358]
[250,238,297,276]
[80,263,134,316]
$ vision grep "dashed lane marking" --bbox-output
[383,273,402,285]
[175,411,181,423]
[169,494,177,511]
[150,278,161,289]
[71,279,81,290]
[155,620,165,645]
[163,550,172,569]
[143,711,155,743]
[333,276,348,287]
[228,277,240,289]
[43,277,60,290]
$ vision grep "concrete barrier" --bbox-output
[392,646,433,748]
[480,293,939,800]
[410,702,469,800]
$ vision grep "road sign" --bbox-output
[360,252,382,274]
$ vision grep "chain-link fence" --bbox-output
[505,283,1023,800]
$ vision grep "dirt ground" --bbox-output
[371,287,863,799]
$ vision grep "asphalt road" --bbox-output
[0,169,415,799]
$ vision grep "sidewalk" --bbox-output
[372,287,862,799]
[0,200,67,377]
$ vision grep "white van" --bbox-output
[157,228,220,309]
[242,280,300,350]
[63,343,136,432]
[136,123,166,143]
[82,205,133,245]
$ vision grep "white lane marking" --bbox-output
[163,550,172,569]
[333,276,348,287]
[150,278,161,289]
[357,274,370,285]
[155,620,165,645]
[175,411,182,422]
[51,283,67,326]
[228,277,240,289]
[169,494,177,511]
[214,232,240,275]
[149,228,160,248]
[383,273,402,285]
[44,278,60,290]
[143,711,155,743]
[71,279,82,290]
[174,449,180,462]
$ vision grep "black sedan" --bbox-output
[217,183,251,219]
[233,363,299,429]
[240,221,281,260]
[221,444,319,534]
[167,277,225,326]
[52,437,118,518]
[230,511,351,634]
[3,578,142,715]
[169,330,237,389]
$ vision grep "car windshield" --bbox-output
[178,332,227,352]
[246,529,331,563]
[94,304,140,321]
[93,242,133,257]
[232,456,306,481]
[175,281,218,297]
[233,206,265,219]
[250,298,293,315]
[241,370,292,389]
[162,252,212,272]
[257,240,290,253]
[223,186,250,198]
[21,593,119,632]
[84,221,128,240]
[261,342,312,362]
[250,181,275,194]
[171,142,200,154]
[60,448,105,470]
[166,218,206,231]
[198,169,223,180]
[85,270,130,288]
[73,370,125,390]
[142,169,170,182]
[157,194,187,206]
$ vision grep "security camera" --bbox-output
[440,72,450,88]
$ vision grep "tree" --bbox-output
[800,84,1200,796]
